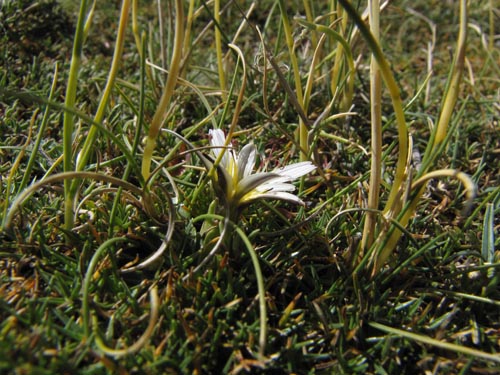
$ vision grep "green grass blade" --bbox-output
[482,203,495,263]
[370,321,500,364]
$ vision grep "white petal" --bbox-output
[209,129,225,148]
[257,182,297,192]
[237,143,256,180]
[209,129,229,168]
[236,172,281,200]
[274,161,316,180]
[240,191,304,205]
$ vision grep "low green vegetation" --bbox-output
[1,0,499,373]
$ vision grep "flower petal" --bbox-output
[240,191,305,205]
[237,143,256,180]
[209,129,229,168]
[256,181,297,193]
[235,172,280,201]
[274,161,316,180]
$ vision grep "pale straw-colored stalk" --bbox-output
[214,0,227,100]
[337,0,409,221]
[361,0,382,256]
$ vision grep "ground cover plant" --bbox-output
[0,0,499,373]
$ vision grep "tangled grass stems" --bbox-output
[0,88,141,178]
[3,171,143,231]
[214,0,226,101]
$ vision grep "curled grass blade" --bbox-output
[82,236,159,357]
[3,171,143,232]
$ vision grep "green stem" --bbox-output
[74,0,131,173]
[141,0,184,180]
[63,0,90,231]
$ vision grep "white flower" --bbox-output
[209,129,316,209]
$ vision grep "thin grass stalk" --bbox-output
[74,0,131,174]
[109,34,148,237]
[330,3,351,111]
[297,19,355,115]
[228,2,256,50]
[132,0,155,92]
[63,0,90,231]
[214,0,226,100]
[405,8,436,107]
[278,0,308,161]
[157,0,166,72]
[181,0,196,78]
[481,203,495,264]
[2,111,36,226]
[18,64,59,194]
[142,0,184,180]
[227,44,247,139]
[302,35,324,122]
[488,0,494,52]
[66,0,131,232]
[431,0,467,148]
[302,0,317,49]
[361,0,382,255]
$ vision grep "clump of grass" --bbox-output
[1,0,499,373]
